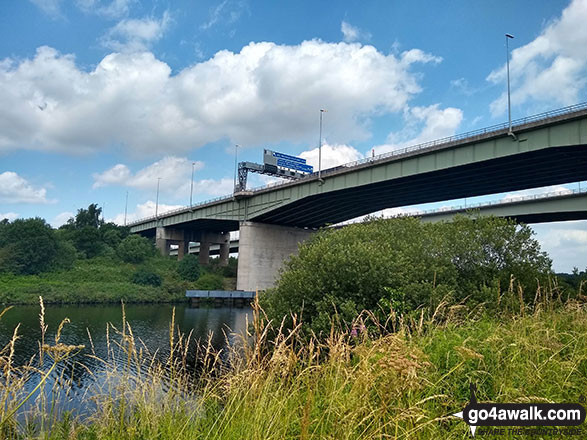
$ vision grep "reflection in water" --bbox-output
[0,303,251,417]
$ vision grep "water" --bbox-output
[0,303,251,419]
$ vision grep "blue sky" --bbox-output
[1,0,587,271]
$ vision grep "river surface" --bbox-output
[0,303,251,419]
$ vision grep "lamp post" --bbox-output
[506,33,514,135]
[234,144,240,191]
[318,109,326,182]
[124,191,128,226]
[155,177,161,219]
[190,162,196,207]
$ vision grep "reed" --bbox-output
[0,288,585,439]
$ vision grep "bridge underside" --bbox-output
[252,144,587,228]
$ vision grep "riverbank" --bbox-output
[0,257,236,305]
[1,298,585,439]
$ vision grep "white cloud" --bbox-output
[29,0,63,18]
[532,220,587,272]
[51,211,74,227]
[93,156,204,192]
[0,171,51,204]
[373,104,463,154]
[341,21,371,43]
[487,0,587,116]
[75,0,135,18]
[109,200,184,224]
[0,212,19,222]
[501,184,572,202]
[299,143,363,170]
[0,40,440,156]
[93,156,233,199]
[101,11,171,52]
[200,0,247,30]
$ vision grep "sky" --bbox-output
[1,0,587,272]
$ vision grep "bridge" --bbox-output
[130,102,587,291]
[169,188,587,257]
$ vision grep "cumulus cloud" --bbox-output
[93,156,233,199]
[51,211,74,227]
[93,156,204,191]
[0,171,51,204]
[299,143,363,170]
[341,21,371,43]
[0,40,441,156]
[109,200,184,224]
[532,220,587,272]
[487,0,587,115]
[373,104,463,154]
[0,212,19,222]
[101,11,171,52]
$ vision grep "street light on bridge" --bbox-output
[190,162,196,207]
[319,109,327,182]
[506,33,514,136]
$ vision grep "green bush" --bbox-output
[194,273,224,290]
[177,254,201,281]
[131,267,162,287]
[117,235,155,263]
[260,215,552,335]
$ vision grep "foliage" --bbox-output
[131,267,162,287]
[117,235,155,263]
[194,273,224,290]
[177,254,201,281]
[207,256,238,278]
[0,218,64,275]
[261,216,553,334]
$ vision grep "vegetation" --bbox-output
[261,215,554,334]
[177,254,202,281]
[0,204,237,305]
[117,235,156,264]
[0,290,585,439]
[193,272,225,290]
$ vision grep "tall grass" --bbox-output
[1,286,586,439]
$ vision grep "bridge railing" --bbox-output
[128,101,587,226]
[401,186,587,217]
[246,101,587,191]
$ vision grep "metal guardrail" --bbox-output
[128,101,587,227]
[403,187,587,217]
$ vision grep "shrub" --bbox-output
[131,267,162,287]
[118,235,155,264]
[261,215,552,335]
[177,254,201,281]
[194,273,224,290]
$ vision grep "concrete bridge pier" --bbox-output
[236,221,314,291]
[155,227,230,265]
[198,231,230,266]
[156,227,190,260]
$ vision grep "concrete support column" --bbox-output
[177,240,190,261]
[155,227,168,256]
[237,221,314,291]
[219,232,230,266]
[198,242,210,265]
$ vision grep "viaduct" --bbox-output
[130,103,587,291]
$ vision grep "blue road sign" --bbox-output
[277,159,313,173]
[272,151,307,164]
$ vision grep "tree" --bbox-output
[260,216,552,334]
[177,254,201,281]
[117,235,155,263]
[0,218,59,274]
